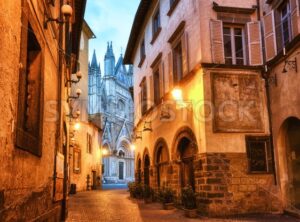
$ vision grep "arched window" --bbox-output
[118,99,125,110]
[118,150,125,157]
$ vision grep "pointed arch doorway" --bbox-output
[285,118,300,209]
[144,154,150,186]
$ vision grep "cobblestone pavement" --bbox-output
[67,189,300,222]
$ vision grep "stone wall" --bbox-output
[139,152,282,217]
[195,153,282,216]
[0,0,62,220]
[144,152,282,217]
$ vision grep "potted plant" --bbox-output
[127,182,135,198]
[135,183,144,199]
[143,185,154,203]
[181,185,197,218]
[161,187,175,210]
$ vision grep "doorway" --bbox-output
[92,171,97,190]
[286,118,300,209]
[178,137,195,190]
[144,155,150,186]
[137,158,142,183]
[119,162,124,180]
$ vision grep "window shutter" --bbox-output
[168,51,173,90]
[247,22,263,65]
[159,62,164,98]
[181,32,189,76]
[149,75,154,108]
[210,20,225,64]
[274,10,283,53]
[290,0,300,38]
[263,11,277,61]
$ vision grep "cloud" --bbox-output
[84,0,139,71]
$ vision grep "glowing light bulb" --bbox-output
[130,144,136,151]
[74,122,80,131]
[102,149,108,156]
[172,88,183,101]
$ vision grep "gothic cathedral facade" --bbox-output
[88,42,135,183]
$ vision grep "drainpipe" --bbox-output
[53,0,63,210]
[257,0,277,185]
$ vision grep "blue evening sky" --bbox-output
[84,0,140,71]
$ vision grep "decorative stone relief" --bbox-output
[212,73,264,132]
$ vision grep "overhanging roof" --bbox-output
[83,20,96,39]
[123,0,152,64]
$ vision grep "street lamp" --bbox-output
[44,3,73,29]
[171,87,188,109]
[67,88,82,102]
[102,148,108,156]
[130,144,136,151]
[74,122,80,131]
[172,87,183,101]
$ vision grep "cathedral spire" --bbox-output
[91,49,98,68]
[104,41,115,76]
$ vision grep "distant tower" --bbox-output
[104,42,115,76]
[88,50,101,114]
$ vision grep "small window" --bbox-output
[140,78,148,116]
[153,69,161,105]
[153,9,161,36]
[87,133,92,154]
[16,19,43,156]
[281,2,292,46]
[73,148,81,174]
[223,26,245,65]
[246,136,273,173]
[173,41,183,83]
[118,99,125,110]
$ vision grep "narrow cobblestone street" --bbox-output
[67,189,300,222]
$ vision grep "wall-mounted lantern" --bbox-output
[66,108,80,120]
[130,144,136,151]
[143,121,152,132]
[44,3,73,29]
[282,57,297,73]
[134,131,142,140]
[65,71,82,86]
[160,101,171,120]
[67,88,82,102]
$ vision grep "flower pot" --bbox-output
[163,202,174,210]
[184,208,197,218]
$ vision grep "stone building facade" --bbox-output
[69,21,103,192]
[0,0,85,221]
[89,44,135,183]
[261,0,300,215]
[124,0,283,217]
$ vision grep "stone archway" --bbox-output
[143,149,150,186]
[172,126,198,191]
[278,117,300,210]
[153,138,170,188]
[136,154,142,184]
